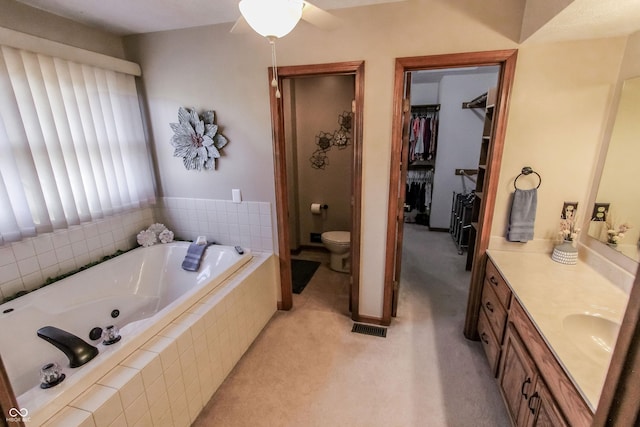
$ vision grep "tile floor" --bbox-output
[194,225,510,426]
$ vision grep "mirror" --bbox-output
[587,76,640,263]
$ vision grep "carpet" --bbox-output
[291,259,321,294]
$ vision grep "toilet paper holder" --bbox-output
[310,203,329,214]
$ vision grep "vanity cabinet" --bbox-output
[500,324,568,427]
[479,258,592,427]
[478,265,510,376]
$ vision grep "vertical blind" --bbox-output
[0,45,155,244]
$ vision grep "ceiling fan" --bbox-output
[230,0,340,37]
[232,0,340,98]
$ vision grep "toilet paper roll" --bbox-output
[310,203,323,214]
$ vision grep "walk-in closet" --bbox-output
[400,66,500,282]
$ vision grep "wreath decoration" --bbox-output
[170,106,228,171]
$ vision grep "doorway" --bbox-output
[269,61,364,319]
[383,51,518,333]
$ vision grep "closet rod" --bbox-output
[411,104,440,112]
[462,93,487,109]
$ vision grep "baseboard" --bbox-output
[296,245,329,253]
[352,314,389,326]
[429,227,449,232]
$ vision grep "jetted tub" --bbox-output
[0,242,254,421]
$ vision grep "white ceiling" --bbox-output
[13,0,406,36]
[527,0,640,43]
[12,0,640,41]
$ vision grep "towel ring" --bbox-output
[514,166,541,190]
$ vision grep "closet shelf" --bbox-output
[411,104,440,113]
[408,159,435,169]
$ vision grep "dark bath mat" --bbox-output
[291,259,321,294]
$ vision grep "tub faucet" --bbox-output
[37,326,99,368]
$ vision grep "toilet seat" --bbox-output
[321,231,350,245]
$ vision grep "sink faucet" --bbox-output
[37,326,99,368]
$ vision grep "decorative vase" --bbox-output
[551,240,578,265]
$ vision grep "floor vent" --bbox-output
[351,323,387,338]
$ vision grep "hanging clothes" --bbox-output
[405,169,434,213]
[408,107,439,162]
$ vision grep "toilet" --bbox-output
[321,231,351,273]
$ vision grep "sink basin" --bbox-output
[563,314,621,364]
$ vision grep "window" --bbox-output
[0,45,155,244]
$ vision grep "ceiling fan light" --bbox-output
[239,0,304,38]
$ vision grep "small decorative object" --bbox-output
[338,111,352,132]
[333,130,349,149]
[158,229,174,244]
[147,222,167,235]
[558,209,580,242]
[170,107,228,171]
[309,111,353,169]
[137,223,174,247]
[606,224,631,246]
[605,214,631,247]
[310,150,330,169]
[552,241,578,265]
[552,210,580,265]
[136,229,157,247]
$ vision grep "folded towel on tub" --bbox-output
[181,243,209,271]
[507,188,537,242]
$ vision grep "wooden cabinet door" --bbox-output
[499,324,536,425]
[527,380,568,427]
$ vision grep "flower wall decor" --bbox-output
[309,111,353,170]
[170,107,228,171]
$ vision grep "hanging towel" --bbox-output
[507,188,537,242]
[181,243,209,271]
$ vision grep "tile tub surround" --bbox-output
[0,208,154,301]
[487,250,628,410]
[154,197,274,253]
[0,197,274,303]
[38,253,277,426]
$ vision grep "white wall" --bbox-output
[490,38,626,253]
[0,0,125,58]
[430,72,499,229]
[411,82,439,105]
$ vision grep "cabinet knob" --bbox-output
[528,391,540,415]
[485,301,494,313]
[489,276,499,286]
[521,377,531,399]
[480,332,489,344]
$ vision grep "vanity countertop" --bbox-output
[487,250,629,411]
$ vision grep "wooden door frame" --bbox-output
[383,50,518,326]
[269,61,364,318]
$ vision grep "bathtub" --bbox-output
[0,242,276,425]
